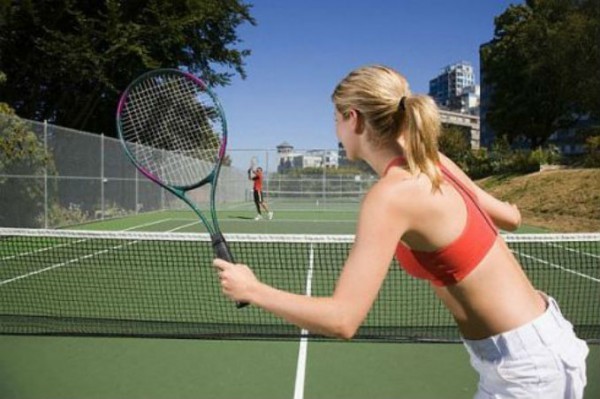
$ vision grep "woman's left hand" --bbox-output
[213,259,259,303]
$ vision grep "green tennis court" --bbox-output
[1,209,599,398]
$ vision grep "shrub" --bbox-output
[464,149,494,179]
[530,145,561,165]
[510,150,540,174]
[583,136,600,167]
[41,203,89,228]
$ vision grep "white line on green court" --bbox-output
[0,238,85,262]
[546,242,600,259]
[0,218,173,262]
[293,243,315,399]
[0,220,200,286]
[513,250,600,283]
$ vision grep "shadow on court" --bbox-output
[234,216,256,220]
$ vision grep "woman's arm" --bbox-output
[438,152,522,231]
[214,182,408,339]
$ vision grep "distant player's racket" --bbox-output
[248,156,258,179]
[116,68,248,308]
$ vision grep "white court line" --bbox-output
[225,219,355,224]
[0,219,200,286]
[546,242,600,259]
[0,245,129,286]
[0,218,173,262]
[1,238,86,262]
[513,250,600,283]
[293,243,314,399]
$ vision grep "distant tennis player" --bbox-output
[217,65,588,398]
[249,166,273,220]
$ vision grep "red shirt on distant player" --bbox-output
[253,169,263,191]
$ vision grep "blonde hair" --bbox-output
[331,65,442,190]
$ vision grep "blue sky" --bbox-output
[218,0,520,156]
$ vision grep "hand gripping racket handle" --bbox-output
[212,233,249,309]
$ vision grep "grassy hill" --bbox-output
[477,168,600,233]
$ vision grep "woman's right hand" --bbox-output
[213,258,260,303]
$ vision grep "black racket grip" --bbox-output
[212,233,249,309]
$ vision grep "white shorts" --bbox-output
[462,294,589,399]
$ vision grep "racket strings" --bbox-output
[120,73,224,187]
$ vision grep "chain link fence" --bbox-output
[0,115,376,228]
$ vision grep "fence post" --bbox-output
[100,133,105,220]
[322,153,326,205]
[43,120,48,228]
[265,150,269,201]
[135,169,139,214]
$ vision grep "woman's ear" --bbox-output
[348,109,365,135]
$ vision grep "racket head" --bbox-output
[116,69,228,191]
[249,156,258,171]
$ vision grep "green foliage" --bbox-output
[464,150,540,178]
[456,136,543,179]
[0,107,55,227]
[41,203,89,228]
[488,135,513,172]
[530,145,561,165]
[483,0,600,146]
[0,102,14,116]
[95,202,132,220]
[464,149,493,179]
[439,126,470,157]
[439,125,471,167]
[584,135,600,167]
[507,150,541,174]
[0,0,256,136]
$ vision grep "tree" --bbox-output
[0,0,255,137]
[571,0,600,120]
[0,104,54,227]
[580,125,600,166]
[482,0,600,147]
[438,125,471,166]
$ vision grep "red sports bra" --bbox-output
[385,156,498,286]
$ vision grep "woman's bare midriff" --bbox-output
[434,238,547,340]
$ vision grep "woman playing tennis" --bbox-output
[214,65,588,398]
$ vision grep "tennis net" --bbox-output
[1,228,598,342]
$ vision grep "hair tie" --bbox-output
[398,96,407,111]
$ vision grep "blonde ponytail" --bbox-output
[402,95,443,190]
[332,65,443,190]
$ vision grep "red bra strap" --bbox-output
[439,164,497,232]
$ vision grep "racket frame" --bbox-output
[116,69,227,236]
[116,68,247,308]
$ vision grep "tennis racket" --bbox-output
[248,156,258,179]
[116,68,248,308]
